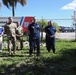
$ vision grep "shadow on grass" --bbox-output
[0,52,30,57]
[0,48,76,75]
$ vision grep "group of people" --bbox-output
[0,17,56,56]
[0,17,23,55]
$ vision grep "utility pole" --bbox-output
[72,11,76,41]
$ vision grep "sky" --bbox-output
[0,0,76,27]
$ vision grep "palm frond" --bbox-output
[2,0,17,8]
[2,0,27,16]
[2,0,9,8]
[18,0,26,6]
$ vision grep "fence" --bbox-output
[37,18,74,28]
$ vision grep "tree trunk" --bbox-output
[12,6,15,17]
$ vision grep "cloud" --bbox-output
[61,0,76,10]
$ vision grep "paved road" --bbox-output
[42,32,76,40]
[56,32,76,40]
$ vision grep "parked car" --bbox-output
[59,26,66,32]
[59,26,75,32]
[64,27,74,32]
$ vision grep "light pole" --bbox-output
[75,23,76,41]
[72,11,76,41]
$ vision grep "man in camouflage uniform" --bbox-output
[4,17,17,55]
[16,22,23,50]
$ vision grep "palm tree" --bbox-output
[2,0,26,17]
[0,2,1,10]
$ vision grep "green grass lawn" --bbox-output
[0,39,76,75]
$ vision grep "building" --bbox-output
[0,17,21,26]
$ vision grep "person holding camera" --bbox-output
[28,18,40,56]
[44,21,56,53]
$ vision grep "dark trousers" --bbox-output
[29,37,40,56]
[46,38,56,53]
[16,36,23,49]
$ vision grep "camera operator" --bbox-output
[28,18,40,56]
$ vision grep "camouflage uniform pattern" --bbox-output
[16,26,23,49]
[4,23,17,54]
